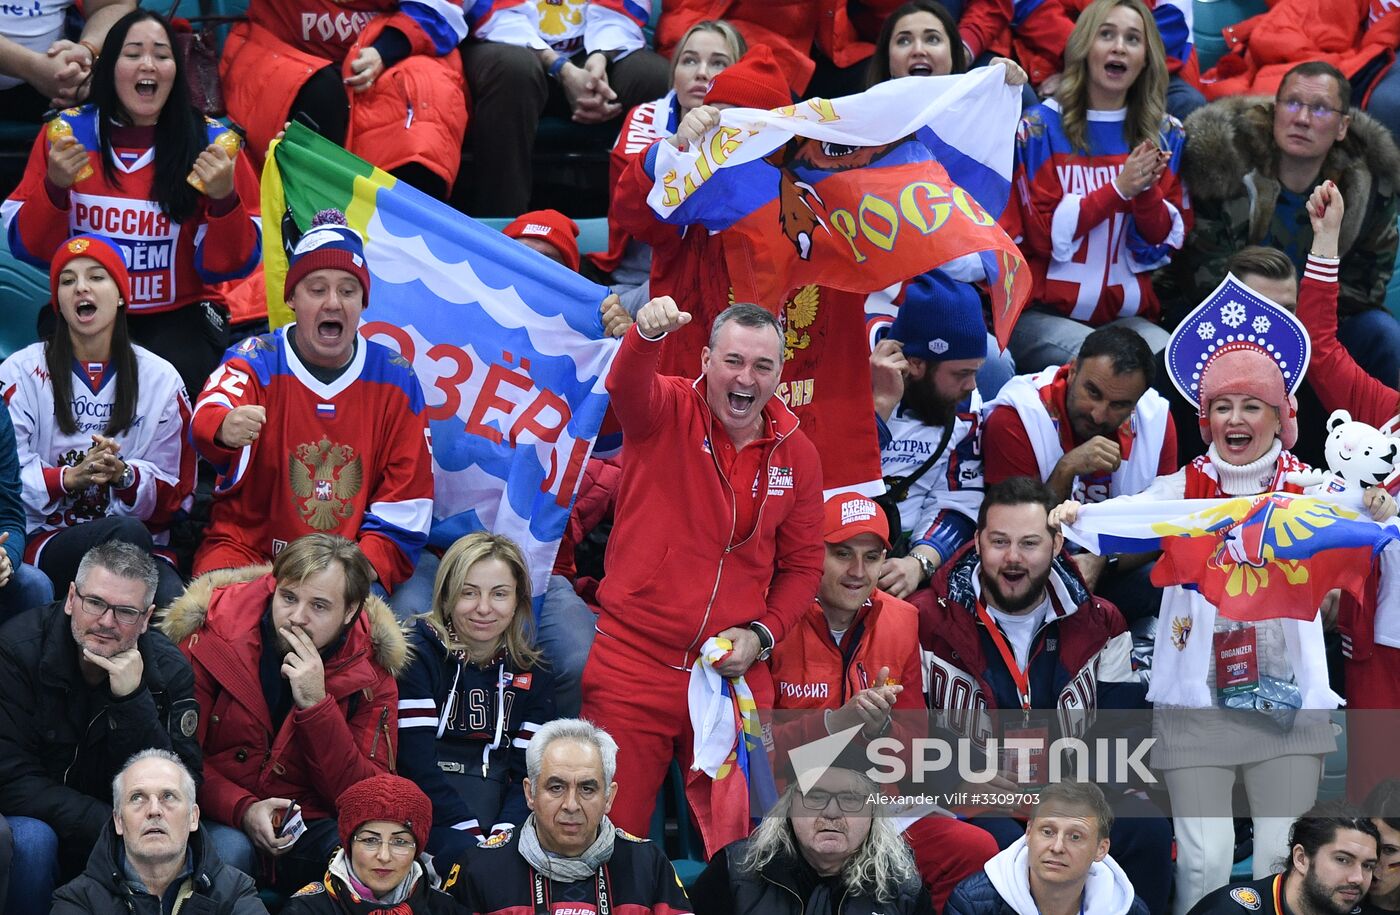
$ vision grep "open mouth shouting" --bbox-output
[1220,430,1255,458]
[907,62,934,76]
[1103,59,1130,80]
[316,318,345,347]
[135,78,159,98]
[727,390,756,415]
[73,297,99,321]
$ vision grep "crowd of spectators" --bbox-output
[3,0,1400,914]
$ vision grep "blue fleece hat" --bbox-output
[889,271,987,362]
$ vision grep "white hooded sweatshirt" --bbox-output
[984,836,1140,915]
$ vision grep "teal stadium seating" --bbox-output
[1192,0,1268,70]
[0,246,47,360]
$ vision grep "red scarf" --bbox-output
[1037,364,1137,461]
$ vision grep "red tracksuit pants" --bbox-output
[581,632,774,854]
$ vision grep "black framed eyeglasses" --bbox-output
[799,789,869,813]
[72,588,146,626]
[1279,98,1344,121]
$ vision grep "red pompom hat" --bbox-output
[337,774,432,852]
[705,44,792,110]
[49,234,131,312]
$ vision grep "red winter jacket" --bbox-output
[220,0,469,186]
[597,328,824,669]
[654,0,902,94]
[769,591,925,746]
[1200,0,1400,99]
[159,566,407,829]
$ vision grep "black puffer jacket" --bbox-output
[0,600,201,875]
[690,836,933,915]
[50,820,265,914]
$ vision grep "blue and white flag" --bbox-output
[264,123,618,605]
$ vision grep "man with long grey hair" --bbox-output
[689,762,934,913]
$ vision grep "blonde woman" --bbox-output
[396,532,557,864]
[589,19,746,312]
[1006,0,1187,373]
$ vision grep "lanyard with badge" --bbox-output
[973,596,1048,785]
[531,867,611,915]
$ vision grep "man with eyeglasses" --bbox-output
[1171,59,1400,387]
[0,540,199,915]
[690,761,935,914]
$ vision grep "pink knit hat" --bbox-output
[1197,347,1298,449]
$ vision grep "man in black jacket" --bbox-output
[690,762,935,915]
[1186,801,1380,915]
[51,749,265,914]
[0,541,200,913]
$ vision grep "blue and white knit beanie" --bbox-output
[284,209,370,301]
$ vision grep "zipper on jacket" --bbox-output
[683,386,795,665]
[64,709,105,786]
[370,705,394,769]
[761,873,806,913]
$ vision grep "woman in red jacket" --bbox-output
[588,19,747,314]
[219,0,470,199]
[4,9,261,394]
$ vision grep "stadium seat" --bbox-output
[1387,215,1400,323]
[0,246,46,361]
[1193,0,1268,69]
[648,762,711,888]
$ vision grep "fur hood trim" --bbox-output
[158,564,409,677]
[1182,95,1400,202]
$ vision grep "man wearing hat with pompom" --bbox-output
[870,270,989,598]
[191,210,434,598]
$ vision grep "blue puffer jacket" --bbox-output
[945,839,1150,915]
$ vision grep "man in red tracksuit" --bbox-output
[769,491,1000,910]
[581,296,823,855]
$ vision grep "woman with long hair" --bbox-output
[1050,277,1397,913]
[396,532,557,866]
[1006,0,1186,375]
[0,235,192,606]
[864,0,1026,399]
[588,19,747,311]
[866,0,967,84]
[4,9,261,395]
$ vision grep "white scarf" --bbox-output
[985,366,1170,500]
